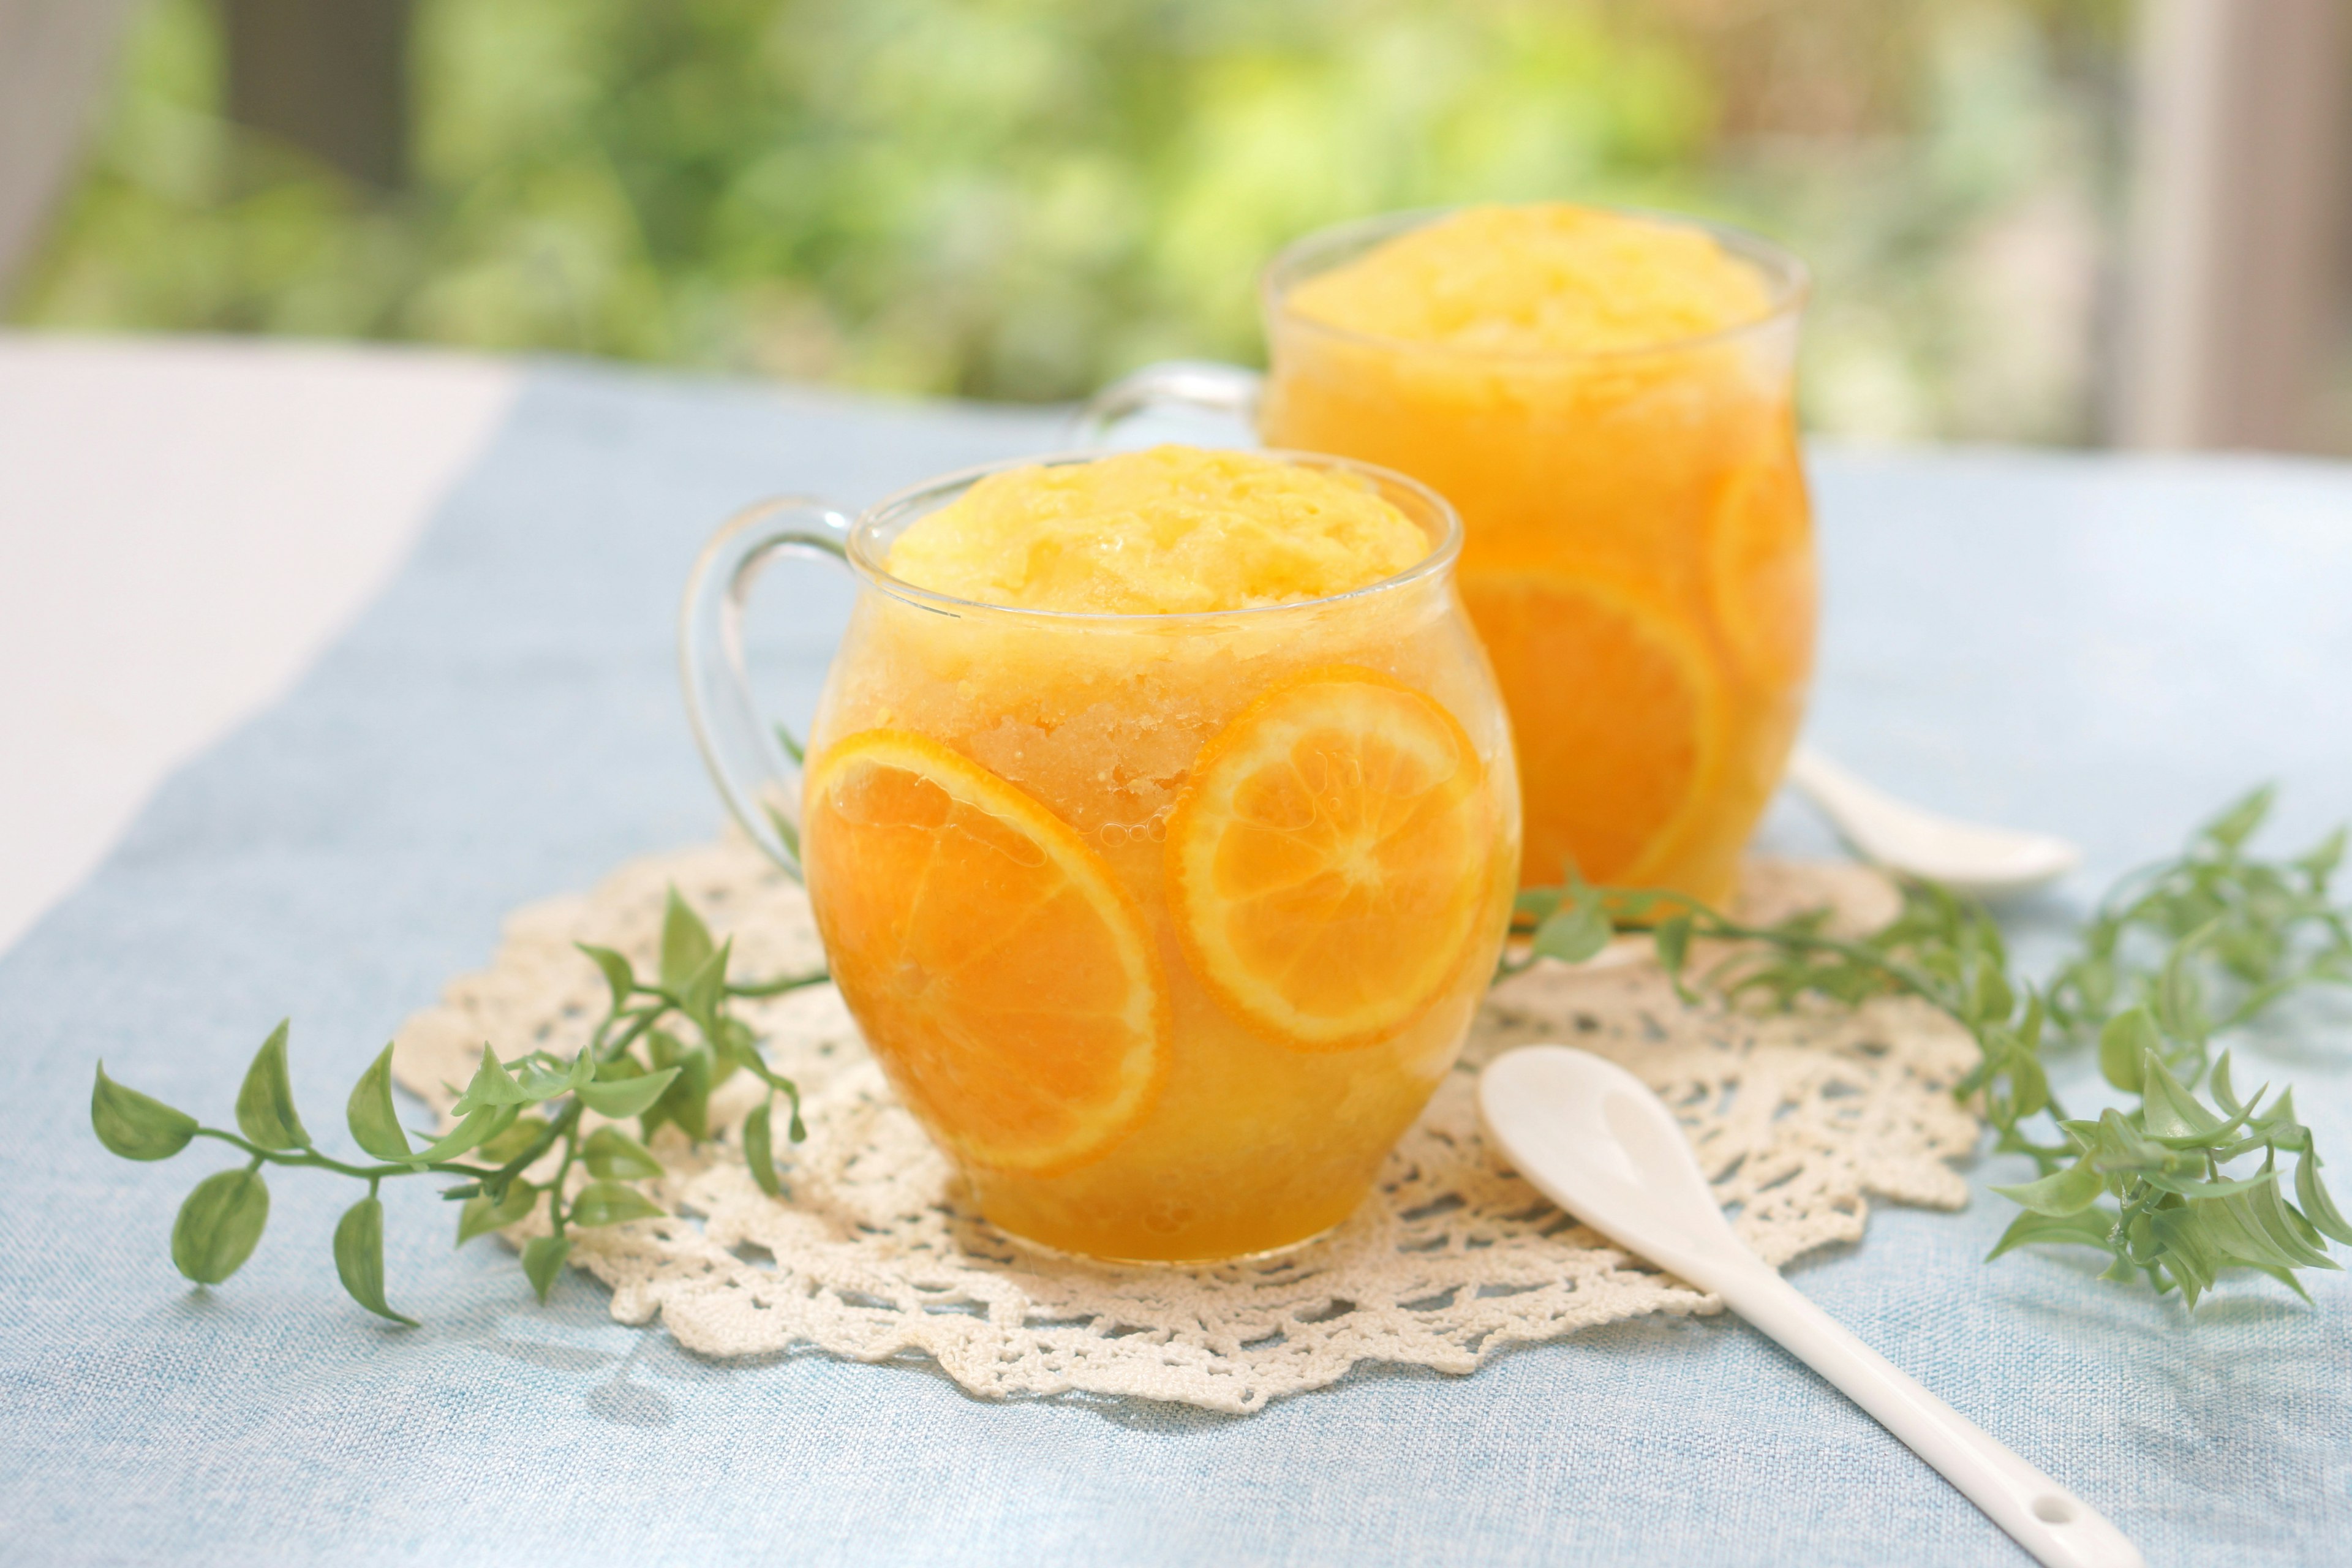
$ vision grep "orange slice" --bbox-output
[1459,571,1723,888]
[1706,436,1816,690]
[1167,668,1493,1050]
[801,730,1167,1175]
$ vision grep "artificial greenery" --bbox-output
[1509,786,2352,1308]
[91,891,824,1324]
[96,790,2351,1324]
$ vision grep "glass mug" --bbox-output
[680,450,1520,1262]
[1080,207,1814,905]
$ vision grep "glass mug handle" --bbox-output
[677,497,854,879]
[1068,360,1265,446]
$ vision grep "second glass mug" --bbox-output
[1079,206,1816,905]
[680,450,1520,1262]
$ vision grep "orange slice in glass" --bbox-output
[1707,435,1816,690]
[802,730,1168,1175]
[1167,668,1493,1051]
[1460,571,1724,888]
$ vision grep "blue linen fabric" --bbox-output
[3,361,2350,1568]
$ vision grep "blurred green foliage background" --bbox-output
[10,0,2126,442]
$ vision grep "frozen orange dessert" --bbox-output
[1262,204,1813,901]
[797,446,1518,1261]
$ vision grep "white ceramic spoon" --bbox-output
[1787,747,2082,900]
[1479,1046,2144,1568]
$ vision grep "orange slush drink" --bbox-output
[799,447,1518,1261]
[1261,205,1814,902]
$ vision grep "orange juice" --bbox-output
[1260,205,1814,902]
[796,447,1518,1260]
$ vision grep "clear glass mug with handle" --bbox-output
[679,448,1520,1262]
[1078,206,1814,907]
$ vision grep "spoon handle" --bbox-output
[1706,1261,2144,1568]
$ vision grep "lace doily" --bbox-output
[395,842,1980,1414]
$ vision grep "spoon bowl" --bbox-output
[1787,747,2081,900]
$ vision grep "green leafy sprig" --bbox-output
[1506,788,2352,1309]
[2045,786,2351,1071]
[92,889,825,1324]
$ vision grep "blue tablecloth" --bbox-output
[4,363,2349,1567]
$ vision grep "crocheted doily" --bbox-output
[394,841,1980,1414]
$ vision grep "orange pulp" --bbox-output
[799,447,1518,1260]
[1262,204,1814,902]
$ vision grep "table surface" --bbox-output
[2,336,2348,1568]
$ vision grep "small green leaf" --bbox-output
[511,1057,576,1102]
[521,1234,571,1302]
[2195,1191,2302,1272]
[2014,992,2046,1054]
[2062,952,2116,1021]
[2251,1087,2305,1145]
[576,943,638,1011]
[2148,1088,2260,1151]
[2208,1052,2247,1117]
[712,1017,757,1077]
[575,1066,679,1119]
[2087,1107,2168,1172]
[2202,785,2274,850]
[2295,826,2345,881]
[2098,1008,2158,1093]
[345,1044,412,1161]
[405,1101,519,1164]
[2140,1053,2223,1140]
[660,889,716,993]
[447,1047,530,1116]
[2282,1189,2328,1252]
[510,1047,597,1106]
[2245,1261,2315,1303]
[333,1196,418,1326]
[582,1126,664,1180]
[91,1062,197,1161]
[233,1020,310,1151]
[2149,1207,2218,1300]
[477,1114,548,1165]
[456,1180,540,1245]
[2003,1050,2051,1121]
[172,1168,270,1284]
[2150,940,2212,1045]
[1653,914,1692,979]
[646,1044,715,1142]
[1531,900,1612,965]
[569,1181,665,1227]
[744,1098,782,1198]
[2057,1117,2103,1152]
[679,940,731,1037]
[2239,1164,2339,1269]
[1986,1206,2114,1260]
[2294,1144,2352,1245]
[1971,963,2015,1027]
[1992,1158,2108,1217]
[2141,1167,2278,1201]
[773,721,805,766]
[1513,887,1564,922]
[717,1031,795,1098]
